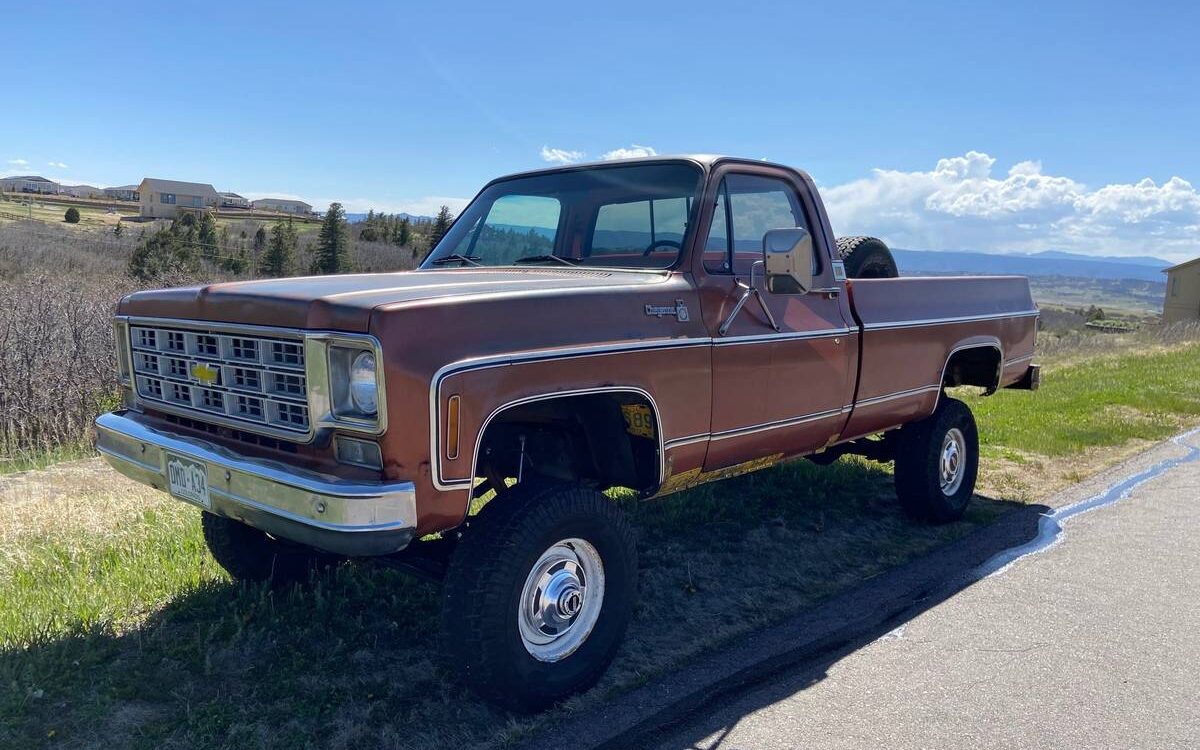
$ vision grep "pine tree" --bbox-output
[113,221,124,238]
[259,220,295,277]
[252,225,267,254]
[312,202,351,274]
[429,205,454,250]
[396,217,411,247]
[197,212,219,260]
[129,223,198,280]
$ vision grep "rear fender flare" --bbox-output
[933,338,1002,413]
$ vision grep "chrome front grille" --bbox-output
[130,322,311,436]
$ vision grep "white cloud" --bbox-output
[47,161,69,169]
[821,151,1200,262]
[533,143,660,165]
[601,144,657,161]
[7,158,29,167]
[540,146,585,165]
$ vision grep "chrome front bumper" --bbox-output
[94,411,417,556]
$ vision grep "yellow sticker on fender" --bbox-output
[621,404,655,439]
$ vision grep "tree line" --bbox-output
[128,202,456,281]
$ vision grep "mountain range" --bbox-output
[345,212,429,223]
[891,248,1171,282]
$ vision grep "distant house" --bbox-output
[138,178,220,219]
[0,175,59,194]
[1163,257,1200,323]
[219,192,250,209]
[61,184,104,199]
[251,197,313,215]
[104,185,140,202]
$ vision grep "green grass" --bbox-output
[3,338,1199,749]
[0,445,95,476]
[965,341,1200,456]
[1,460,1008,749]
[0,196,134,230]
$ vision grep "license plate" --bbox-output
[166,453,210,509]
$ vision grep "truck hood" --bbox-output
[118,268,671,332]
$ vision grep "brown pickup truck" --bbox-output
[96,155,1039,711]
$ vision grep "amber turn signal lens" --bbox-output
[446,395,461,460]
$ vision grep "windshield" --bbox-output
[421,162,704,270]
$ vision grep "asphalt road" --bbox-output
[652,434,1200,750]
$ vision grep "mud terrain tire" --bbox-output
[440,482,638,713]
[836,235,899,278]
[894,397,978,523]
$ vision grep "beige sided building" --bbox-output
[251,197,313,215]
[1163,257,1200,323]
[138,178,220,219]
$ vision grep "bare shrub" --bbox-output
[0,274,135,463]
[0,220,135,278]
[0,218,425,464]
[352,239,422,273]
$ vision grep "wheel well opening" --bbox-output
[474,392,661,496]
[943,346,1001,393]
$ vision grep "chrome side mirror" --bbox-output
[763,227,814,294]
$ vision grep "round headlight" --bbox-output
[349,351,377,415]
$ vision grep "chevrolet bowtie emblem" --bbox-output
[191,363,220,386]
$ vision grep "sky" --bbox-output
[5,1,1199,261]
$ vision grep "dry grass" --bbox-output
[0,461,166,567]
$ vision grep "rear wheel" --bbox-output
[836,236,898,278]
[201,512,332,584]
[439,482,638,712]
[893,397,978,523]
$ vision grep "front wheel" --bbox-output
[201,512,333,584]
[893,397,978,523]
[439,482,638,712]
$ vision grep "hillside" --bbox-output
[892,248,1169,282]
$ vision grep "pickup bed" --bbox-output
[96,154,1038,711]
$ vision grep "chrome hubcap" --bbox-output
[518,538,605,662]
[940,427,966,495]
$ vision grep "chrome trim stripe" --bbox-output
[931,340,1003,415]
[714,327,852,346]
[663,433,710,450]
[1004,352,1035,366]
[862,309,1040,331]
[450,387,666,501]
[428,330,853,488]
[428,315,1029,490]
[709,406,850,441]
[429,340,709,490]
[855,384,942,407]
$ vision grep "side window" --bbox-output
[450,194,560,263]
[703,174,813,276]
[702,182,730,273]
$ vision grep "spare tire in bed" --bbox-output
[835,236,899,278]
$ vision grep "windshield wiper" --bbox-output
[512,254,580,267]
[430,254,482,266]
